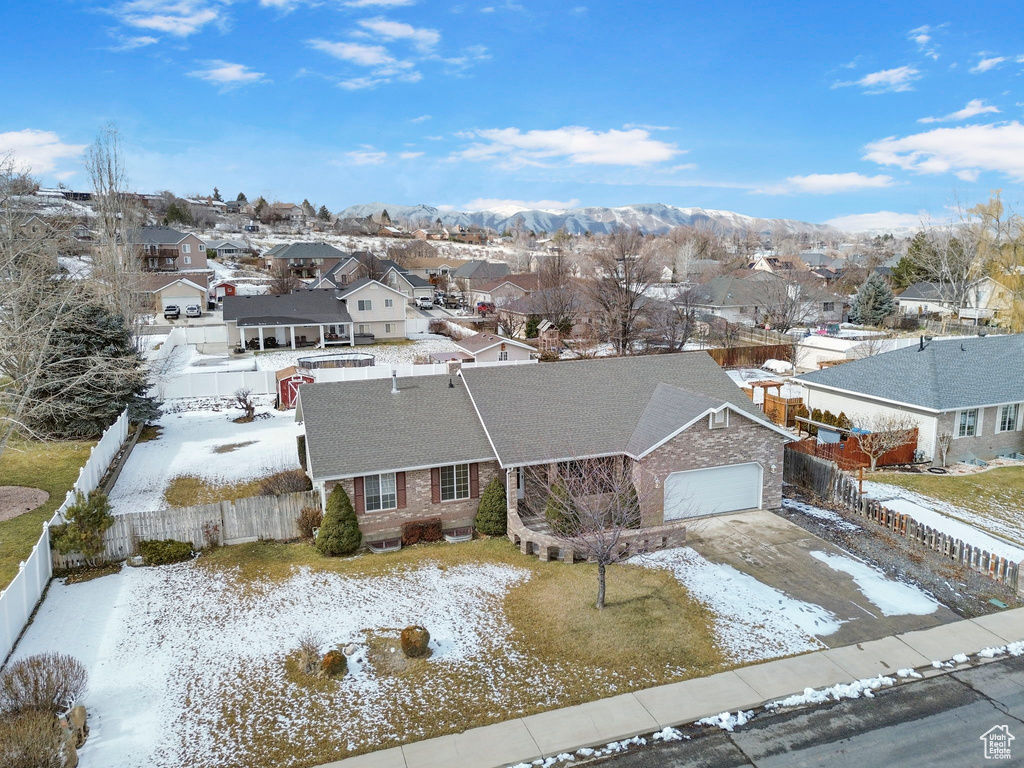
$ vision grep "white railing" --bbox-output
[0,410,130,663]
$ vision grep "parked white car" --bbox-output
[185,304,202,318]
[415,296,434,310]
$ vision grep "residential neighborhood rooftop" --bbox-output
[222,289,353,327]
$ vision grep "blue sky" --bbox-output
[3,0,1024,228]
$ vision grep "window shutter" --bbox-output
[430,467,440,503]
[470,463,479,498]
[396,472,407,508]
[353,477,364,514]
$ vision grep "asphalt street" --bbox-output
[596,655,1024,767]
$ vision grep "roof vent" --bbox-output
[391,370,399,394]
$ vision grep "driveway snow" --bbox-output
[808,551,939,616]
[639,547,841,661]
[108,399,302,514]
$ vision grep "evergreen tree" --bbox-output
[253,196,267,217]
[525,315,541,338]
[316,485,362,556]
[28,303,156,438]
[301,199,316,217]
[474,477,507,535]
[891,233,931,290]
[164,200,193,226]
[212,187,222,201]
[236,192,247,202]
[849,272,895,326]
[51,490,114,566]
[317,205,331,221]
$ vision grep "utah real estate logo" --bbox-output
[981,725,1014,760]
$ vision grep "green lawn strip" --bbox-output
[0,440,95,589]
[195,538,727,766]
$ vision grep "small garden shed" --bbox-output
[276,366,315,410]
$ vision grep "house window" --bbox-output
[165,257,174,265]
[148,258,157,268]
[182,243,191,254]
[498,350,508,361]
[385,323,393,334]
[823,302,835,312]
[358,299,372,311]
[440,464,470,501]
[183,256,191,265]
[709,409,729,429]
[357,324,369,334]
[385,298,394,308]
[364,472,397,511]
[957,409,979,438]
[998,404,1020,433]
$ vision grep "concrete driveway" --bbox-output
[684,509,960,647]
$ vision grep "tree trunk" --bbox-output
[596,561,606,609]
[869,456,878,472]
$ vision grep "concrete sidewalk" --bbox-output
[317,608,1024,768]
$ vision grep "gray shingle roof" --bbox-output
[140,225,189,245]
[299,375,496,480]
[899,281,948,302]
[452,260,510,280]
[796,334,1024,411]
[222,289,352,327]
[460,352,770,465]
[456,332,533,354]
[265,242,347,261]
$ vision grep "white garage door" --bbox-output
[161,294,196,310]
[664,462,762,520]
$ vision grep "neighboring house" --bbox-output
[206,239,249,259]
[448,225,489,244]
[296,353,790,550]
[335,278,408,340]
[692,272,843,327]
[897,278,1013,324]
[404,257,470,283]
[139,274,209,312]
[452,259,511,289]
[500,288,600,339]
[264,242,348,280]
[412,227,449,241]
[431,332,535,363]
[271,203,305,223]
[223,289,355,350]
[796,334,1024,465]
[332,217,376,236]
[382,266,434,303]
[139,226,208,271]
[749,255,809,274]
[471,274,541,308]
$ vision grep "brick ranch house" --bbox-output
[296,353,791,552]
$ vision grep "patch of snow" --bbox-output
[253,336,464,371]
[762,358,793,374]
[768,676,896,709]
[862,481,1024,560]
[951,653,970,664]
[651,726,687,742]
[897,668,923,678]
[808,551,939,616]
[697,710,753,731]
[638,548,841,662]
[782,499,860,532]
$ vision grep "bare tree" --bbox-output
[753,274,818,332]
[234,389,256,421]
[268,262,303,295]
[935,431,954,467]
[525,456,657,609]
[584,227,664,355]
[643,288,699,352]
[854,413,918,471]
[496,307,526,338]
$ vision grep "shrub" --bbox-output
[525,315,540,338]
[544,481,576,536]
[297,506,323,541]
[295,632,322,676]
[428,318,448,336]
[258,469,312,496]
[537,349,560,362]
[0,653,87,717]
[474,478,507,536]
[320,650,347,678]
[0,710,67,768]
[836,411,852,430]
[50,491,114,566]
[316,485,361,556]
[400,625,430,658]
[201,521,221,549]
[138,539,193,566]
[401,518,443,546]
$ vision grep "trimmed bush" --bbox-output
[474,477,507,536]
[401,519,443,546]
[138,539,193,566]
[258,469,312,496]
[400,625,430,658]
[0,710,67,768]
[50,491,114,566]
[320,650,347,678]
[0,653,87,717]
[297,506,323,541]
[316,485,362,556]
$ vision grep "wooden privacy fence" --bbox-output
[788,433,918,471]
[784,446,1021,592]
[53,490,319,569]
[708,343,793,369]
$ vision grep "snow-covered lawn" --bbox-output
[638,548,841,661]
[863,480,1024,562]
[108,398,302,514]
[253,335,463,371]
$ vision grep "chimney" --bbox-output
[391,370,399,394]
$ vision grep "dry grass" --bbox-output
[136,425,162,443]
[0,439,94,589]
[212,441,257,454]
[164,475,266,507]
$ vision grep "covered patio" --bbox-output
[223,289,357,352]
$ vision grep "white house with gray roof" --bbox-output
[796,334,1024,465]
[295,352,791,550]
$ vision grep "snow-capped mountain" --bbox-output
[337,202,845,237]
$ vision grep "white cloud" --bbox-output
[398,151,423,159]
[834,65,921,93]
[918,99,1000,123]
[623,123,675,131]
[755,172,896,195]
[338,76,387,90]
[970,55,1007,74]
[344,0,415,6]
[864,121,1024,181]
[455,126,681,167]
[357,18,440,52]
[108,34,159,51]
[907,24,942,59]
[823,211,928,232]
[309,39,397,67]
[187,60,267,88]
[0,129,87,175]
[114,0,222,37]
[344,149,388,165]
[410,114,431,123]
[463,198,580,211]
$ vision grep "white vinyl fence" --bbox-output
[155,359,538,399]
[0,410,130,662]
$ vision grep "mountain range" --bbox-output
[337,202,847,238]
